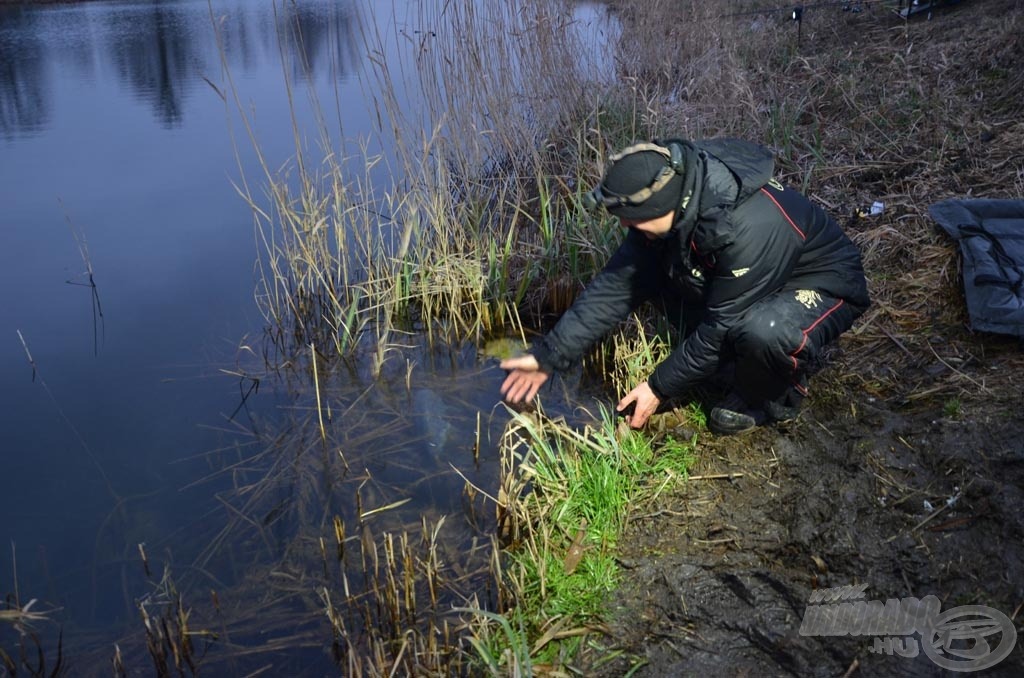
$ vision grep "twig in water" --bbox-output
[11,541,19,606]
[15,330,121,507]
[226,375,260,423]
[60,201,105,356]
[311,343,327,442]
[17,330,36,382]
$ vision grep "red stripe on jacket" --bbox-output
[761,187,806,240]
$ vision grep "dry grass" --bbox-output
[0,597,63,675]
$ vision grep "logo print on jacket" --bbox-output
[796,289,822,309]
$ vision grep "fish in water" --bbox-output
[409,388,465,512]
[411,388,455,465]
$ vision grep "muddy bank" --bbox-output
[588,392,1024,676]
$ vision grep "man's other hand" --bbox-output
[500,355,549,404]
[617,381,661,429]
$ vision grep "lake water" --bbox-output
[0,0,616,668]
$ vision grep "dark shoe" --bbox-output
[764,383,805,423]
[764,399,801,423]
[709,392,767,436]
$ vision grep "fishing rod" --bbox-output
[720,0,964,20]
[719,0,883,19]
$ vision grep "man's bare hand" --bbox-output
[500,355,549,404]
[617,381,661,429]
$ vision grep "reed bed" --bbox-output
[232,0,641,378]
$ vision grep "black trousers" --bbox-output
[659,287,864,408]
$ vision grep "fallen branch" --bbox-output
[880,326,914,360]
[687,473,744,481]
[887,480,974,542]
[926,341,992,394]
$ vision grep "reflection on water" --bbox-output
[278,1,362,82]
[0,0,361,138]
[0,8,49,137]
[105,3,198,127]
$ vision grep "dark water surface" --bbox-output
[0,0,616,666]
[0,0,379,633]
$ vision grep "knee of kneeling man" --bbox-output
[730,312,794,353]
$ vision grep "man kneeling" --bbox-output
[500,138,870,435]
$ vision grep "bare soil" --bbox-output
[588,382,1024,676]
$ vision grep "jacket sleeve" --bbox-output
[532,229,662,372]
[648,206,801,398]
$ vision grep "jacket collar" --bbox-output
[668,142,704,239]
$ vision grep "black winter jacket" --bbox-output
[531,138,870,399]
